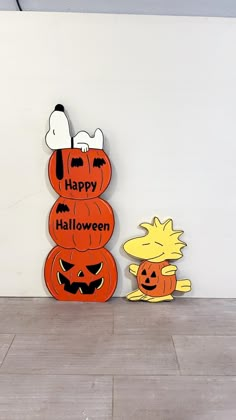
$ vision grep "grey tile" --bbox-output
[0,374,112,420]
[173,335,236,375]
[114,298,236,335]
[0,335,14,366]
[1,333,178,375]
[114,375,236,420]
[0,298,113,334]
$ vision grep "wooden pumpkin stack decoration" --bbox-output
[44,104,117,301]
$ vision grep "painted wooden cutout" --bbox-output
[44,246,117,302]
[46,104,111,199]
[45,104,104,151]
[49,197,114,251]
[44,104,117,301]
[123,217,191,302]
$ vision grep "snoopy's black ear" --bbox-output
[55,104,64,112]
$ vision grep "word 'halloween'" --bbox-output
[55,219,110,231]
[64,179,97,192]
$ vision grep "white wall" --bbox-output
[0,12,236,297]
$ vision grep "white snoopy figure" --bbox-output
[45,104,104,152]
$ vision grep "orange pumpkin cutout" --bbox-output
[44,246,117,301]
[48,149,112,199]
[137,261,177,297]
[49,197,114,251]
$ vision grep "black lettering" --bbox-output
[92,223,97,231]
[91,182,96,192]
[78,182,84,191]
[56,219,63,229]
[82,223,92,230]
[56,219,69,230]
[64,179,97,192]
[85,182,91,192]
[55,219,110,231]
[65,179,73,190]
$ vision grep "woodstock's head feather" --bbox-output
[123,217,186,262]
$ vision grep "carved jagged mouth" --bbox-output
[141,284,157,291]
[57,272,104,295]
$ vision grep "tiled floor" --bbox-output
[0,298,236,419]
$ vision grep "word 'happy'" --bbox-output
[64,179,97,192]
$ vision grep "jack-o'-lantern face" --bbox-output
[44,246,117,301]
[137,261,176,297]
[139,267,158,292]
[58,259,104,295]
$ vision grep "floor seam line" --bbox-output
[112,375,114,419]
[0,334,16,370]
[171,335,182,376]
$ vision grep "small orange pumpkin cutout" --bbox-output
[44,246,117,301]
[137,261,177,297]
[48,149,112,199]
[49,197,114,251]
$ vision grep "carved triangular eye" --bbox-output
[60,259,74,272]
[78,271,85,277]
[151,271,156,278]
[86,262,103,275]
[141,269,147,275]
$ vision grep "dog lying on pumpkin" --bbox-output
[45,104,104,151]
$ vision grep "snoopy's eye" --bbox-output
[53,129,55,135]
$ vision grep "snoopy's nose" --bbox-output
[55,104,64,112]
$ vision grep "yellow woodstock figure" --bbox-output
[123,217,191,302]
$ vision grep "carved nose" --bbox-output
[55,104,64,112]
[145,278,150,284]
